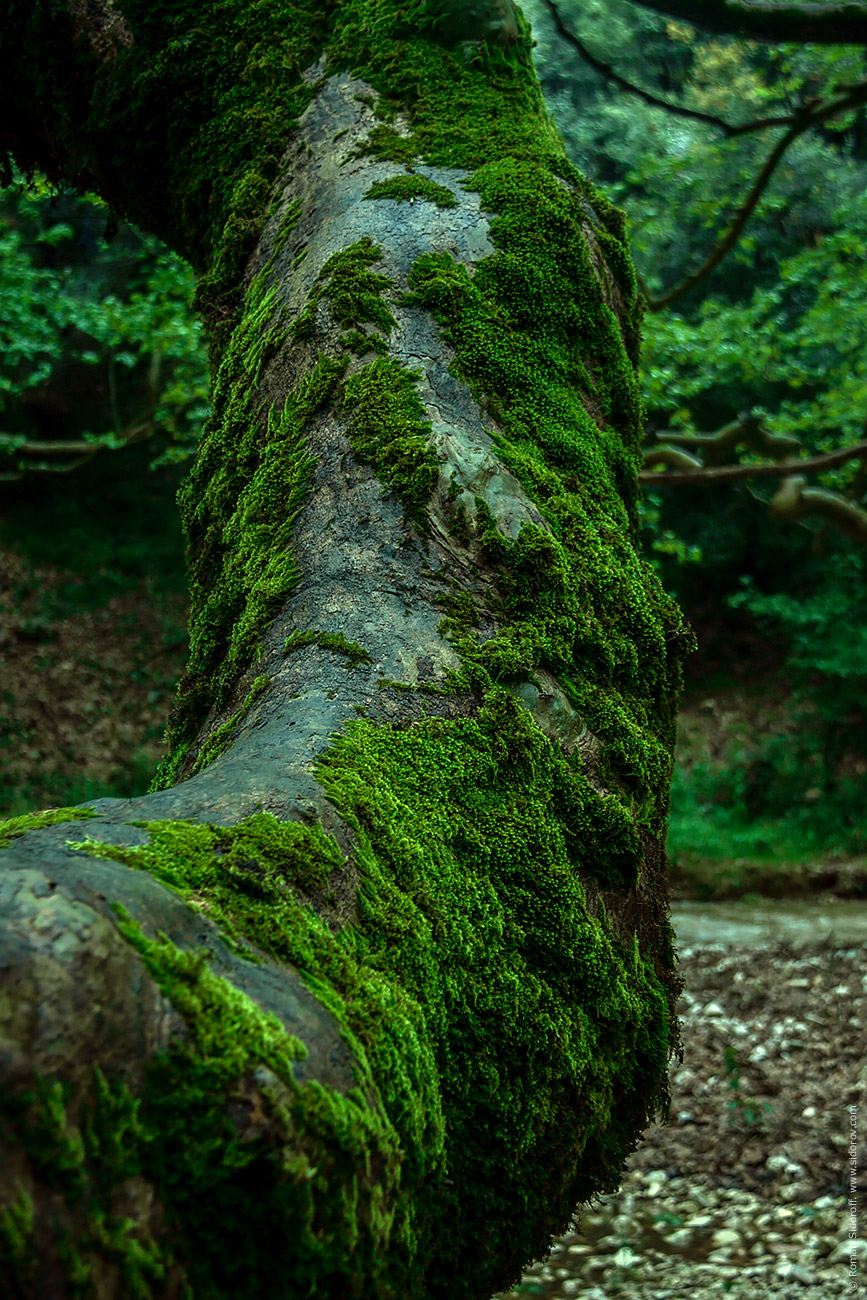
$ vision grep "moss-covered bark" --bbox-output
[0,3,693,1297]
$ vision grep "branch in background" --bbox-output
[643,422,867,542]
[639,83,867,310]
[771,475,867,544]
[541,0,798,136]
[0,417,155,481]
[647,412,802,465]
[641,439,867,483]
[623,0,867,46]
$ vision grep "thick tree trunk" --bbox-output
[0,3,692,1297]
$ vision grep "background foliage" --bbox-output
[0,182,204,813]
[525,0,867,869]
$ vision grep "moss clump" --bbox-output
[329,2,557,172]
[57,814,445,1297]
[343,357,441,529]
[188,674,270,778]
[292,237,397,341]
[283,630,373,669]
[154,278,346,789]
[0,1185,36,1292]
[78,812,347,935]
[339,328,389,356]
[289,238,440,527]
[310,691,674,1296]
[270,198,302,259]
[71,705,671,1299]
[0,1070,175,1298]
[0,806,97,850]
[363,173,457,208]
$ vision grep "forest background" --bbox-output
[1,0,865,902]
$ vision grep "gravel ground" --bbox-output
[494,938,866,1299]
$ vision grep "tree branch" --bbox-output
[622,0,867,46]
[0,417,156,479]
[647,412,802,464]
[770,475,867,543]
[641,439,867,483]
[640,83,867,309]
[541,0,798,136]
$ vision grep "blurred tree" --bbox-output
[532,0,867,546]
[0,181,209,477]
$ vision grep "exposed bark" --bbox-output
[0,4,691,1297]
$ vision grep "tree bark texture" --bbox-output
[0,3,693,1297]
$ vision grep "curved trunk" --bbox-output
[0,4,692,1297]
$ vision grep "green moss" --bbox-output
[270,199,301,258]
[339,328,389,356]
[154,278,346,789]
[343,357,440,529]
[287,238,440,527]
[115,905,310,1078]
[58,815,444,1297]
[284,630,373,669]
[329,3,556,172]
[71,709,672,1297]
[308,692,674,1294]
[0,1065,187,1296]
[402,178,693,796]
[0,1185,36,1292]
[188,674,270,778]
[27,1079,87,1195]
[363,173,457,208]
[0,901,411,1298]
[292,237,397,341]
[0,806,97,850]
[77,812,346,943]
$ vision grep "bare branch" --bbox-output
[0,416,155,479]
[770,475,867,543]
[0,454,95,481]
[541,1,798,136]
[622,0,867,46]
[642,445,704,471]
[640,83,867,309]
[646,412,802,464]
[641,440,867,483]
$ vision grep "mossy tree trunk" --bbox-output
[0,3,692,1297]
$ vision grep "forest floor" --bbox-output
[495,937,866,1299]
[0,545,187,816]
[667,686,867,901]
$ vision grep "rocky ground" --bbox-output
[494,938,866,1299]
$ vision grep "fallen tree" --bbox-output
[0,2,691,1296]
